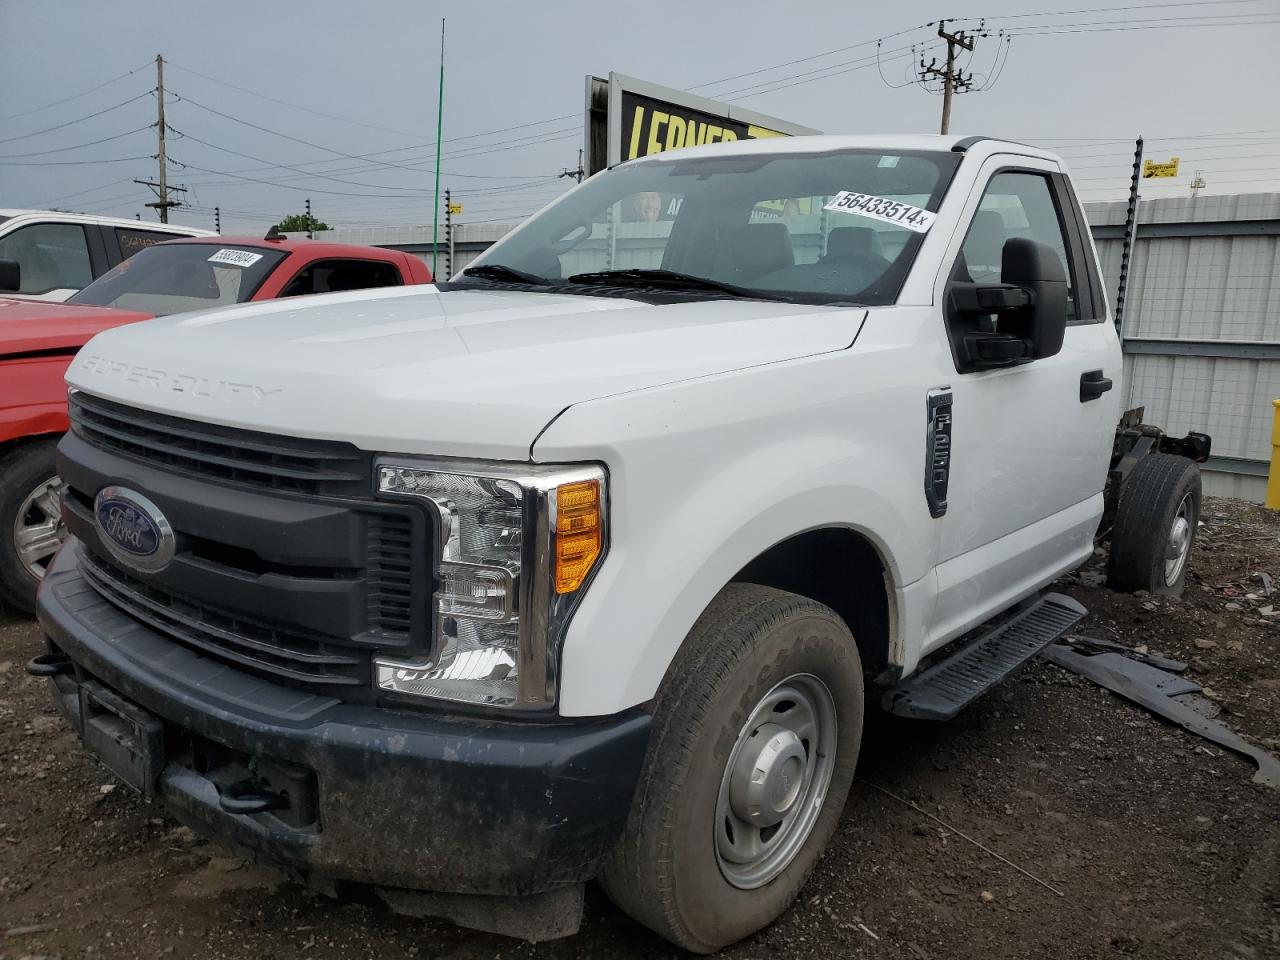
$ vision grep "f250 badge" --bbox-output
[94,487,176,572]
[925,389,952,519]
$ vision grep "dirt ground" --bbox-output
[1,497,1277,960]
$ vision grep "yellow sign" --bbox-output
[447,203,462,215]
[1142,157,1180,179]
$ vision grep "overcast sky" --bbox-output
[2,0,1277,234]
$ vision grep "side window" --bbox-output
[279,259,404,297]
[116,228,181,261]
[0,223,92,294]
[957,172,1078,324]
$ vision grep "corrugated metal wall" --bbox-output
[1085,193,1280,501]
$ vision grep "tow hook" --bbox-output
[218,779,289,815]
[26,652,73,677]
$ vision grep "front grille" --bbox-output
[80,549,367,687]
[366,514,414,638]
[69,391,371,496]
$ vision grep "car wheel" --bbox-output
[599,583,864,953]
[1107,453,1201,597]
[0,438,66,615]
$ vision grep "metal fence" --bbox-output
[1086,193,1280,502]
[320,191,1280,502]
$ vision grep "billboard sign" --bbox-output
[584,73,819,177]
[1142,157,1180,179]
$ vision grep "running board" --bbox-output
[883,593,1087,720]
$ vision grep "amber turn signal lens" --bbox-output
[554,479,601,593]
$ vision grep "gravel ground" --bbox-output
[0,497,1276,959]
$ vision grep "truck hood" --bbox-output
[67,285,862,460]
[0,297,153,358]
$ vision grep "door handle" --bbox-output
[1080,370,1113,402]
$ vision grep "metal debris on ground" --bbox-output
[1043,640,1280,789]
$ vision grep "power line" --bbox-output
[969,0,1266,21]
[721,42,923,102]
[173,90,578,179]
[40,176,133,207]
[690,22,934,94]
[0,125,152,159]
[0,154,153,166]
[1073,163,1280,183]
[168,127,441,193]
[0,91,153,145]
[0,62,152,122]
[999,16,1280,37]
[166,61,431,140]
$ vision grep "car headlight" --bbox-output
[373,458,606,711]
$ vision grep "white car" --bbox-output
[35,135,1208,951]
[0,209,212,301]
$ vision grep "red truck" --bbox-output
[0,234,432,612]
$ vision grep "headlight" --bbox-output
[373,458,606,711]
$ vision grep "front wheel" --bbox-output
[0,438,66,615]
[599,583,864,953]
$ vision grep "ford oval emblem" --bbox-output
[93,486,175,572]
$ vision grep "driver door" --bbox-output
[924,156,1121,651]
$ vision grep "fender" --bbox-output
[533,336,946,717]
[0,354,75,444]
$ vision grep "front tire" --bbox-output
[599,583,864,953]
[1107,453,1201,597]
[0,438,66,615]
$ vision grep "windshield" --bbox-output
[68,242,287,316]
[466,148,961,305]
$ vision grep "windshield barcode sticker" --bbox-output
[823,192,935,233]
[207,248,264,268]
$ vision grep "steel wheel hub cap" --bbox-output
[1164,494,1193,585]
[715,674,837,890]
[14,476,66,582]
[729,723,807,827]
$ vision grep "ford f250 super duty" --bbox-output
[30,135,1210,952]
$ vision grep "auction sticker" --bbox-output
[207,248,264,268]
[824,191,935,233]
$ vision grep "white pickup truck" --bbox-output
[32,135,1209,952]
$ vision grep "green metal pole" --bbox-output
[432,18,445,278]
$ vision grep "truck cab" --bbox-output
[32,135,1203,952]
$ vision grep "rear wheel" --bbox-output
[599,583,864,953]
[1107,453,1201,597]
[0,438,66,615]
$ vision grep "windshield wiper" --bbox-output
[566,268,788,301]
[458,263,550,285]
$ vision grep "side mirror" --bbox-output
[1002,237,1067,360]
[945,237,1068,371]
[0,259,19,293]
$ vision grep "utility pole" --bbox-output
[444,188,453,280]
[214,206,221,233]
[432,18,446,278]
[919,21,976,135]
[305,197,313,239]
[1189,170,1206,198]
[559,148,585,184]
[134,54,185,223]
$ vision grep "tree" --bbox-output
[275,212,330,234]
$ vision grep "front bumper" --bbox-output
[36,543,650,904]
